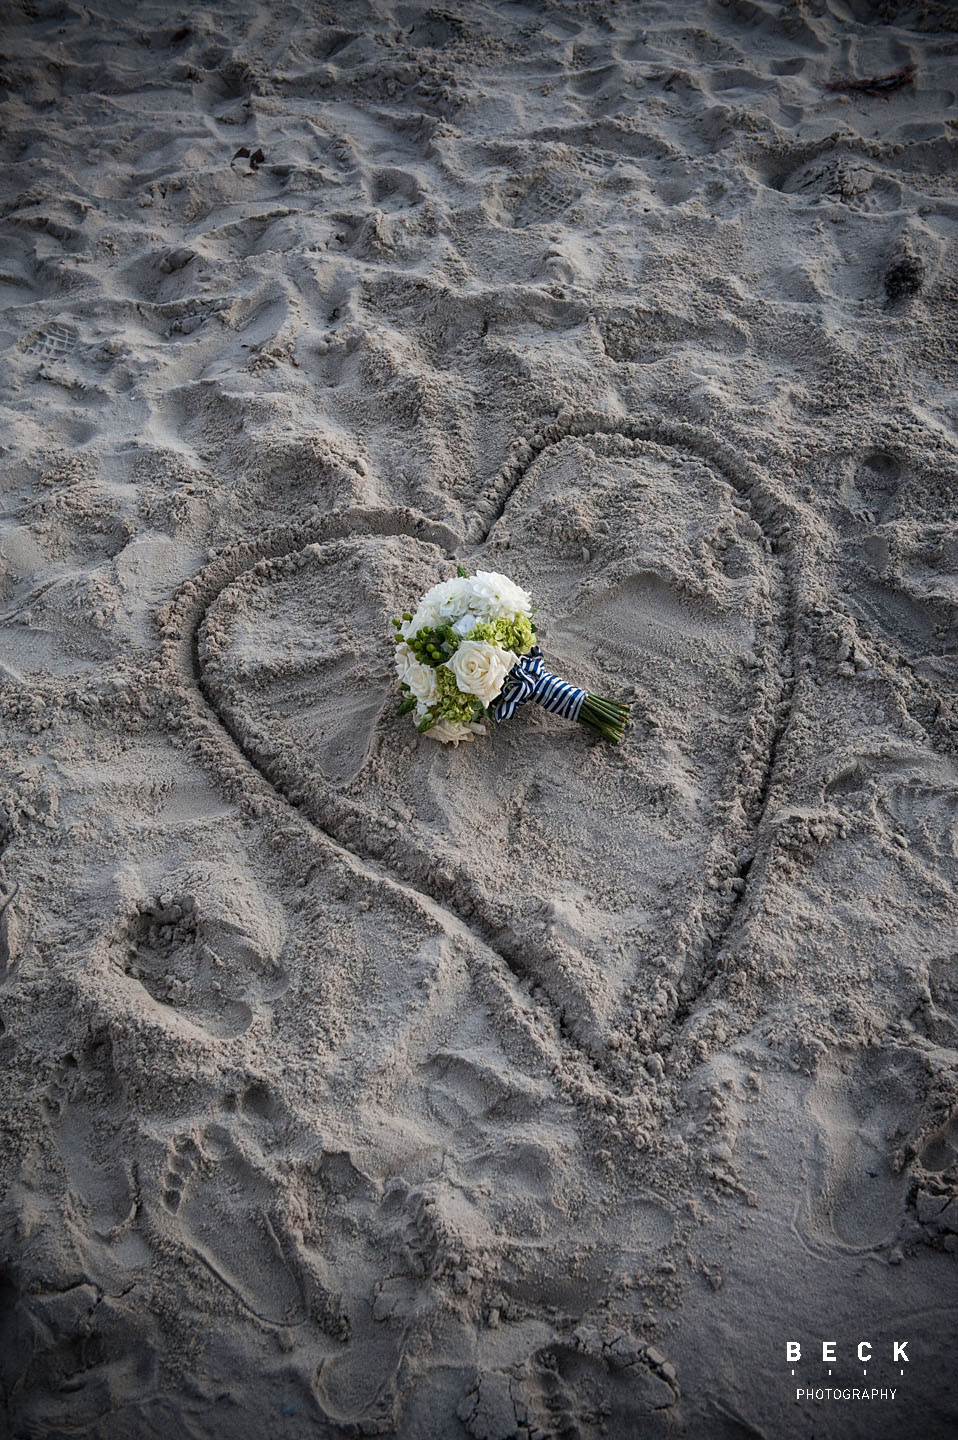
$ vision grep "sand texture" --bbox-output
[1,0,957,1435]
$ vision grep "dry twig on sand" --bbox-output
[824,63,916,100]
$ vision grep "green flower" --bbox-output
[468,614,535,655]
[435,665,485,724]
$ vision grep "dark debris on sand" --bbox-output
[824,63,916,99]
[884,253,926,303]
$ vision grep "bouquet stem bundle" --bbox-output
[578,694,630,744]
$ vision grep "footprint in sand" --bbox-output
[118,889,289,1040]
[913,1114,958,1246]
[881,760,958,882]
[17,320,79,359]
[41,1035,139,1244]
[804,1046,938,1254]
[840,450,957,679]
[458,1331,677,1440]
[160,1124,306,1325]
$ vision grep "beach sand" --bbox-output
[1,0,957,1435]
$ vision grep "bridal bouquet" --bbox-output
[391,567,629,745]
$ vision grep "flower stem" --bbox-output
[579,694,630,743]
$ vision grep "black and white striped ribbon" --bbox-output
[492,645,587,725]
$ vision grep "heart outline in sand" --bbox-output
[159,415,794,1100]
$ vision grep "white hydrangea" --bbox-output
[407,570,531,636]
[451,612,479,638]
[407,577,471,636]
[466,571,532,620]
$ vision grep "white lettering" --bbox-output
[795,1380,897,1402]
[822,1341,836,1362]
[857,1341,871,1362]
[787,1341,801,1362]
[893,1342,908,1362]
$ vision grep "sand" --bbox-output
[1,0,957,1435]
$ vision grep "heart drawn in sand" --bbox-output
[172,420,790,1089]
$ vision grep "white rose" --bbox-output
[412,699,483,745]
[395,644,439,705]
[445,640,517,707]
[425,717,486,745]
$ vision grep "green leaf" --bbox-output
[456,564,468,577]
